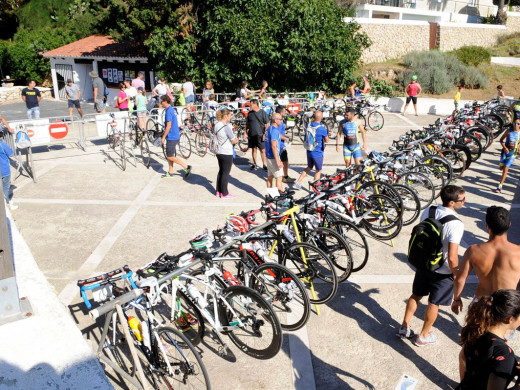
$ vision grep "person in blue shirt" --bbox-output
[159,95,192,178]
[275,106,296,183]
[264,113,284,193]
[0,137,16,210]
[336,107,367,167]
[496,119,520,193]
[294,110,329,190]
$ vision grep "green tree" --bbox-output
[0,0,25,39]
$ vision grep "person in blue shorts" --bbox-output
[496,119,520,193]
[294,110,329,190]
[160,95,192,179]
[336,107,367,167]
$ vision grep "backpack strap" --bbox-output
[428,205,437,219]
[439,215,459,225]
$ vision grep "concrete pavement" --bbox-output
[2,98,520,389]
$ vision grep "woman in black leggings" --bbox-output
[215,108,238,199]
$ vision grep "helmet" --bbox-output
[226,215,249,233]
[411,75,418,81]
[189,233,213,250]
[309,93,315,100]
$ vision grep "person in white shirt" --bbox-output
[183,76,197,106]
[124,80,137,113]
[398,185,466,347]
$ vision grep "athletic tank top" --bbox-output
[343,121,358,146]
[506,130,520,150]
[408,83,418,96]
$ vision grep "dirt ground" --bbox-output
[362,61,520,101]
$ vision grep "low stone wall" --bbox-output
[0,86,53,104]
[356,19,430,63]
[437,22,507,51]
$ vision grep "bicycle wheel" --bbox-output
[140,138,151,168]
[356,194,402,239]
[249,262,311,331]
[457,134,482,162]
[421,155,453,185]
[146,119,158,143]
[324,118,337,139]
[411,163,445,193]
[152,326,211,390]
[219,285,282,360]
[306,227,353,283]
[194,131,208,157]
[119,138,126,171]
[282,242,338,305]
[397,171,435,210]
[327,220,369,272]
[179,133,192,159]
[392,183,421,226]
[367,111,384,131]
[440,148,465,179]
[106,124,116,149]
[357,180,404,218]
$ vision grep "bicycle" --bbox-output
[128,115,151,168]
[78,266,210,390]
[106,113,127,171]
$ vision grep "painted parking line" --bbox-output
[58,174,162,306]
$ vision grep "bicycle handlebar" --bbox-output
[89,288,143,320]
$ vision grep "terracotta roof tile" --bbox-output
[42,35,148,59]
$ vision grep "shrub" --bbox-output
[451,46,491,67]
[355,75,394,96]
[398,50,487,94]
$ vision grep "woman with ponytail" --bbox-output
[214,107,238,199]
[458,289,520,389]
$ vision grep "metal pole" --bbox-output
[0,204,32,325]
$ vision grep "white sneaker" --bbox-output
[9,203,18,210]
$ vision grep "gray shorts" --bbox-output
[94,100,104,112]
[166,140,179,157]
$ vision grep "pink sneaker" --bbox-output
[222,194,236,199]
[216,191,222,197]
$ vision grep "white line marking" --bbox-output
[58,174,162,306]
[289,327,316,390]
[15,198,262,208]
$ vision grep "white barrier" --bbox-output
[8,116,83,149]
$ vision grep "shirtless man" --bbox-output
[451,206,520,314]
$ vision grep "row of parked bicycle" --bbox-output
[82,97,510,389]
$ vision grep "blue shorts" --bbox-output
[454,103,459,109]
[343,144,362,159]
[500,150,516,167]
[185,95,195,104]
[307,154,323,171]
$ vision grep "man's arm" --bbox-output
[447,242,460,277]
[0,116,13,133]
[77,88,81,100]
[93,87,98,100]
[272,139,282,168]
[37,90,42,102]
[359,120,368,150]
[21,90,26,103]
[451,246,473,314]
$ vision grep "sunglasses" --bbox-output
[454,197,466,203]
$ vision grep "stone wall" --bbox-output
[437,22,507,51]
[356,19,430,63]
[0,87,53,104]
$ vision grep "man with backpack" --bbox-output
[399,185,466,347]
[336,107,367,167]
[293,110,329,190]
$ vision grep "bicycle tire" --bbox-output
[457,134,482,162]
[468,126,492,150]
[140,138,151,168]
[450,144,472,170]
[326,220,369,273]
[391,183,421,226]
[179,133,192,159]
[484,114,505,138]
[219,285,282,360]
[323,118,337,139]
[236,127,249,152]
[249,262,311,331]
[282,242,338,305]
[146,119,158,143]
[420,155,453,186]
[194,131,208,157]
[356,194,402,238]
[153,326,211,390]
[106,123,116,149]
[367,111,384,131]
[104,313,137,378]
[397,171,435,210]
[307,227,353,283]
[357,180,404,218]
[440,148,465,179]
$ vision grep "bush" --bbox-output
[398,50,487,94]
[451,46,491,67]
[355,75,394,96]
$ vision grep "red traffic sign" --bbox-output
[49,122,69,139]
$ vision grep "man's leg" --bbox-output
[169,156,187,171]
[68,107,74,120]
[413,103,418,116]
[34,108,40,119]
[419,302,439,339]
[296,167,312,186]
[275,176,283,193]
[313,169,322,181]
[77,107,83,118]
[401,294,422,330]
[260,148,267,168]
[499,166,509,186]
[266,174,274,188]
[251,147,258,167]
[2,175,10,203]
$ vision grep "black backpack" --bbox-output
[408,206,459,272]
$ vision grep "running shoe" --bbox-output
[293,183,303,190]
[216,191,222,197]
[283,176,296,183]
[397,327,415,339]
[173,315,191,332]
[414,332,437,347]
[161,172,175,179]
[250,164,257,170]
[184,165,192,178]
[495,187,502,193]
[263,165,268,171]
[222,194,236,199]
